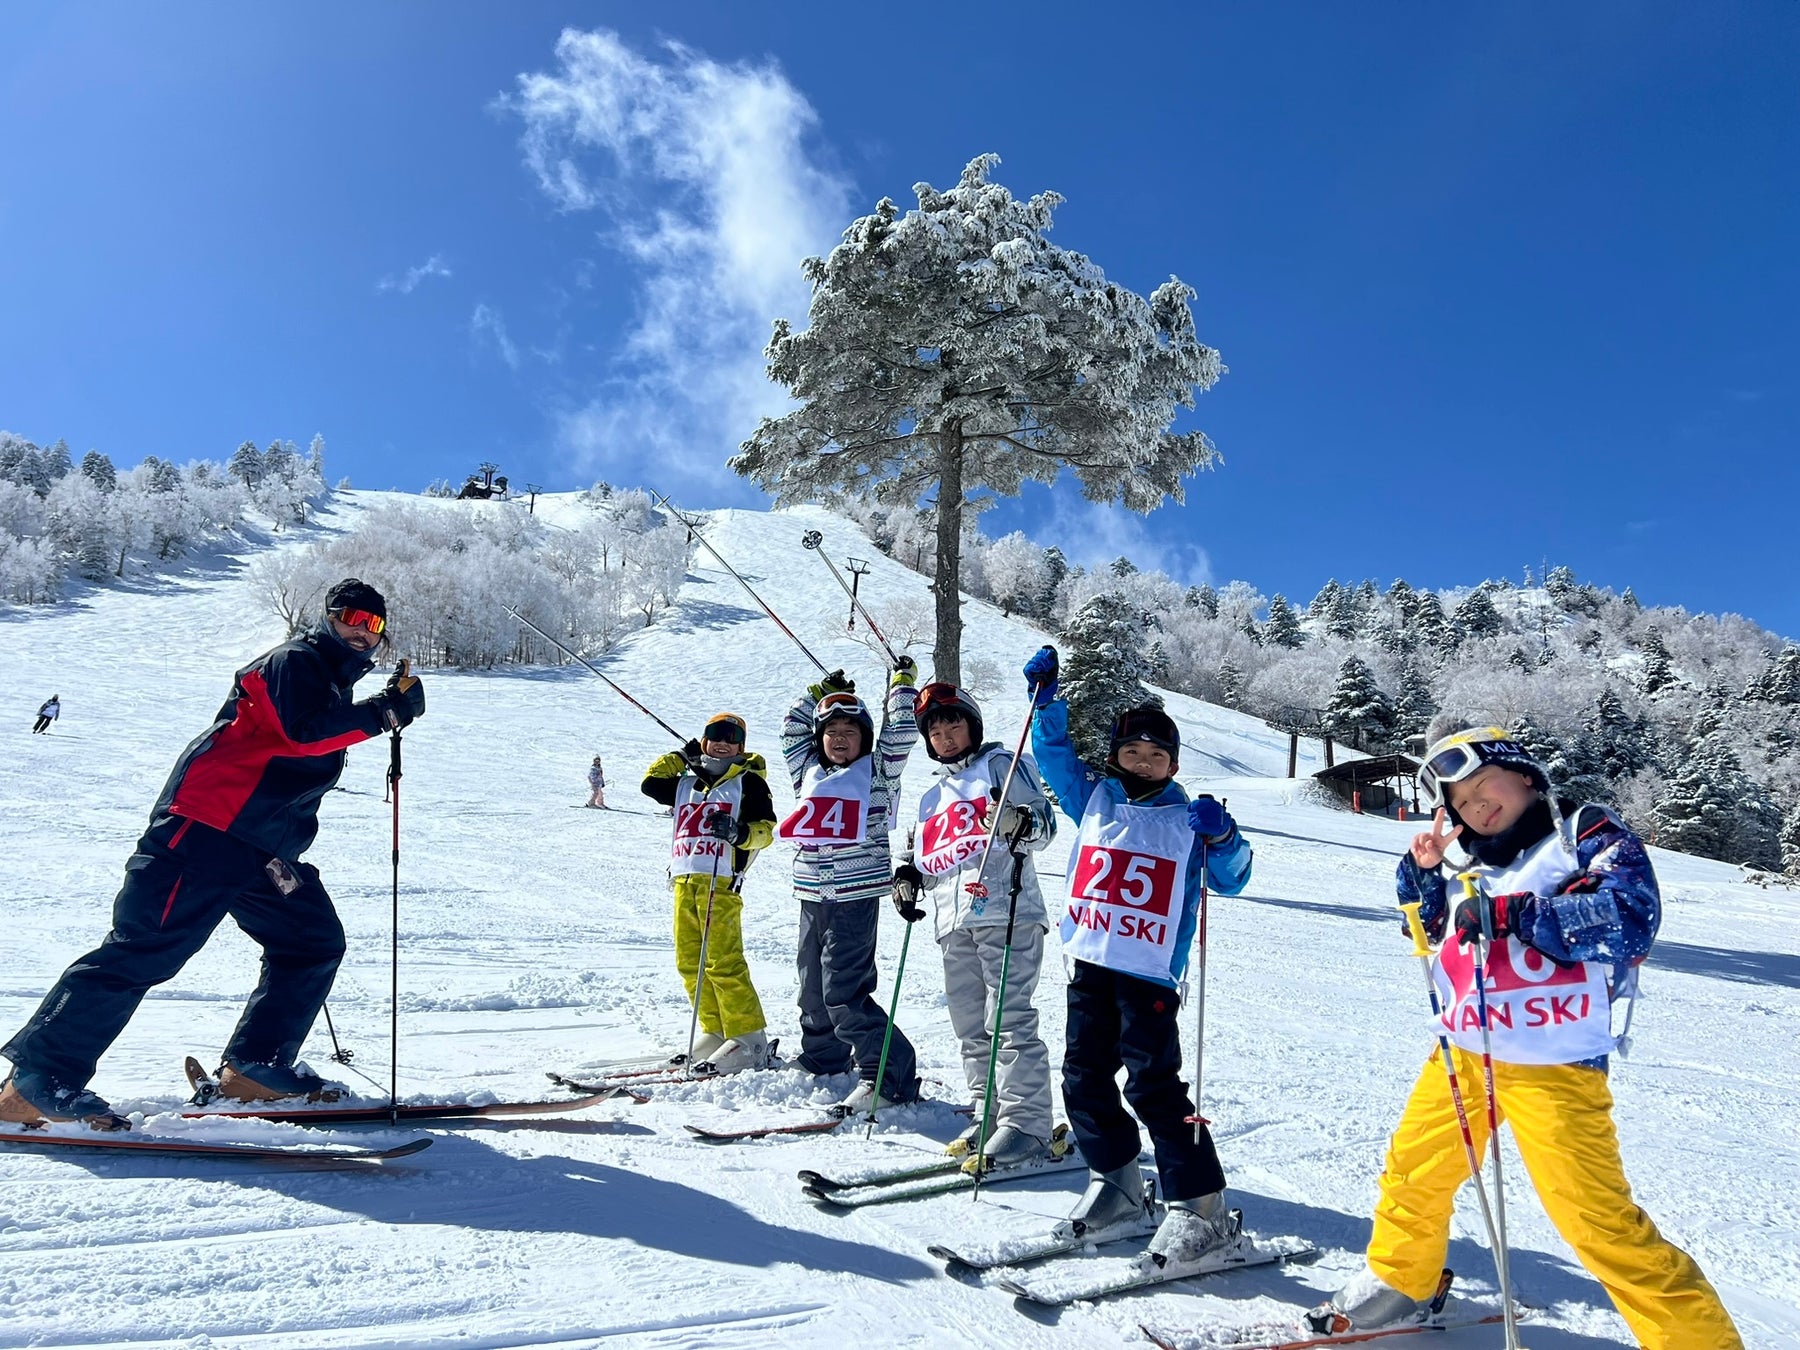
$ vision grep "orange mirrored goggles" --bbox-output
[331,607,387,636]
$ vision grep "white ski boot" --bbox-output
[1135,1190,1243,1273]
[1305,1267,1442,1335]
[827,1078,915,1119]
[1051,1161,1157,1245]
[960,1122,1073,1175]
[693,1029,772,1077]
[670,1031,726,1069]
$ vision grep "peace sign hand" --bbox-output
[1411,808,1463,869]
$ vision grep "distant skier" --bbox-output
[1025,645,1254,1275]
[586,754,607,809]
[781,660,922,1115]
[1311,721,1742,1348]
[892,681,1061,1173]
[640,713,775,1075]
[0,579,425,1131]
[31,695,59,734]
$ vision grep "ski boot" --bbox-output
[1135,1190,1243,1273]
[668,1030,727,1070]
[0,1071,131,1132]
[1305,1267,1450,1335]
[944,1119,982,1158]
[960,1122,1075,1176]
[216,1058,343,1104]
[828,1076,920,1120]
[1051,1161,1158,1245]
[693,1029,774,1077]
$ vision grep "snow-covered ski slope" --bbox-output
[1,490,1794,1349]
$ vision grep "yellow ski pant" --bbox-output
[672,874,765,1040]
[1369,1051,1741,1349]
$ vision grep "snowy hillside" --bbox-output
[1,490,1795,1349]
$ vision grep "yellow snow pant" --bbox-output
[672,874,765,1039]
[1369,1051,1741,1350]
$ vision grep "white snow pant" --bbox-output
[940,923,1054,1140]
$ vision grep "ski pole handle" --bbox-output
[1399,901,1434,959]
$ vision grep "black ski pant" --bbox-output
[31,716,51,733]
[2,814,346,1092]
[1062,958,1226,1203]
[794,896,919,1100]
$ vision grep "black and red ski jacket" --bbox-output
[152,627,386,861]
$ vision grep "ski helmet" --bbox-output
[813,691,874,761]
[1417,725,1546,814]
[914,682,984,761]
[1109,704,1180,771]
[703,712,747,746]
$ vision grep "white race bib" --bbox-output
[1060,792,1191,983]
[672,775,746,876]
[915,762,996,877]
[778,757,872,849]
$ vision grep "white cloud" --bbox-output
[1034,493,1215,587]
[377,253,452,294]
[471,303,520,370]
[501,28,850,494]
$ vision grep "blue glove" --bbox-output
[1023,646,1059,707]
[1188,794,1233,843]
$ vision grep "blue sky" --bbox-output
[2,3,1795,635]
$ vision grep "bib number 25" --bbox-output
[1071,845,1175,916]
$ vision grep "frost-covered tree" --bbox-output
[982,531,1049,617]
[1217,658,1245,710]
[1454,587,1503,641]
[1588,687,1652,782]
[1308,579,1340,619]
[1188,583,1219,620]
[1038,546,1069,619]
[732,153,1225,684]
[1639,628,1678,696]
[1394,660,1437,740]
[1323,653,1395,751]
[1387,577,1419,623]
[1326,586,1359,641]
[79,451,116,492]
[227,441,262,487]
[1413,592,1451,650]
[1060,591,1157,764]
[1264,593,1304,649]
[1782,802,1800,879]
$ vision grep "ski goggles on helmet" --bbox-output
[1417,728,1527,811]
[330,607,386,636]
[914,682,973,721]
[703,712,747,745]
[815,691,869,725]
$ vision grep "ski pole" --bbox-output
[387,679,404,1127]
[866,831,917,1139]
[963,681,1043,895]
[652,493,829,674]
[504,606,686,744]
[800,530,902,667]
[682,799,731,1071]
[972,837,1031,1202]
[1189,842,1210,1145]
[1458,871,1524,1350]
[1398,898,1507,1266]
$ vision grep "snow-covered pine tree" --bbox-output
[732,154,1224,684]
[1308,579,1340,618]
[227,441,262,487]
[1588,687,1652,783]
[1039,546,1069,619]
[1188,583,1219,619]
[1413,591,1452,650]
[79,451,116,492]
[1394,660,1437,740]
[1387,577,1419,623]
[1323,653,1395,751]
[1264,593,1304,648]
[1060,591,1157,764]
[1217,658,1245,710]
[1653,739,1738,861]
[1639,628,1678,696]
[1327,585,1359,641]
[1454,586,1503,641]
[1782,802,1800,879]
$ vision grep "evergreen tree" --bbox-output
[1506,646,1534,673]
[1454,587,1503,640]
[1217,658,1244,710]
[1588,688,1651,782]
[1039,546,1069,617]
[1109,556,1138,579]
[1061,593,1157,764]
[1323,653,1395,751]
[1782,802,1800,879]
[1386,577,1418,623]
[1240,612,1263,647]
[1186,583,1219,618]
[1264,593,1304,649]
[1394,660,1437,740]
[1653,739,1738,861]
[1413,592,1451,650]
[1326,585,1359,640]
[1308,579,1341,618]
[228,441,262,487]
[1545,565,1578,609]
[733,154,1225,685]
[1639,628,1677,696]
[1768,647,1800,704]
[1621,586,1641,611]
[79,451,116,492]
[42,439,72,481]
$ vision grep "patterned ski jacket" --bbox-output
[1031,696,1253,988]
[781,682,917,906]
[640,750,776,878]
[905,741,1057,940]
[153,625,385,861]
[1397,798,1660,977]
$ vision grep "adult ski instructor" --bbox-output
[0,578,425,1131]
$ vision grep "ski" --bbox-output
[183,1057,633,1125]
[0,1125,433,1165]
[1139,1308,1506,1349]
[996,1229,1317,1306]
[684,1118,845,1143]
[928,1211,1159,1271]
[799,1154,963,1192]
[805,1150,1085,1209]
[543,1073,652,1103]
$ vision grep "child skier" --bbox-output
[31,695,59,734]
[1313,721,1742,1347]
[781,660,922,1115]
[891,682,1062,1173]
[640,713,775,1075]
[1024,645,1254,1273]
[586,755,607,809]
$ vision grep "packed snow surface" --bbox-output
[1,492,1794,1349]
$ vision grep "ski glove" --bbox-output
[996,802,1036,844]
[372,669,425,731]
[1023,646,1059,707]
[1188,794,1234,843]
[891,862,926,924]
[890,655,918,689]
[704,811,746,844]
[1453,891,1520,945]
[807,669,855,703]
[680,738,707,771]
